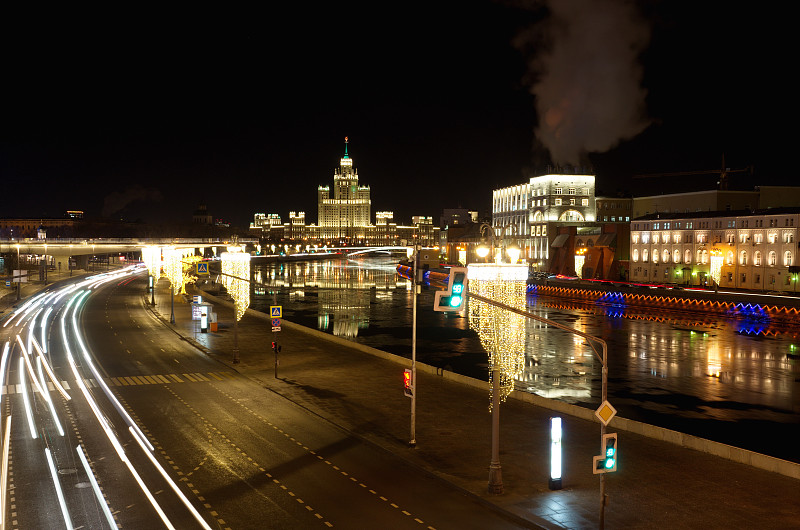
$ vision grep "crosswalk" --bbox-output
[2,371,239,394]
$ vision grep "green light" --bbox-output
[605,458,615,469]
[449,295,462,307]
[452,284,463,294]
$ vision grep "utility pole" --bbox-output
[409,244,419,447]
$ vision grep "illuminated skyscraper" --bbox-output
[318,137,371,241]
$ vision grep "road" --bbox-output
[1,268,532,529]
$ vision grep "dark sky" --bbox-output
[0,2,791,227]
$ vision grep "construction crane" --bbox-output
[633,155,753,190]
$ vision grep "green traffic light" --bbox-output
[449,295,462,307]
[605,458,615,469]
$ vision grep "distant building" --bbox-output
[630,207,800,290]
[317,137,371,241]
[247,138,439,248]
[192,204,213,224]
[491,168,597,271]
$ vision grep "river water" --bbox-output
[250,255,800,461]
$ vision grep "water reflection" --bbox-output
[248,256,800,460]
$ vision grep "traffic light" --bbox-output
[271,342,281,353]
[434,267,468,312]
[403,369,413,397]
[593,433,617,474]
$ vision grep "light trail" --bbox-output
[129,427,213,530]
[19,358,37,439]
[30,337,70,401]
[36,356,64,437]
[69,291,153,452]
[59,289,174,527]
[15,335,46,397]
[0,342,10,410]
[75,445,116,529]
[45,447,73,530]
[40,306,54,353]
[1,416,10,530]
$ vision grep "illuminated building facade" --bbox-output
[317,138,371,241]
[492,169,596,269]
[630,207,800,290]
[248,139,440,248]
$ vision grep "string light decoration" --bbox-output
[709,248,724,287]
[467,264,528,409]
[163,247,192,295]
[141,246,162,282]
[221,250,251,321]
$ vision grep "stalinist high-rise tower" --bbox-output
[317,137,371,241]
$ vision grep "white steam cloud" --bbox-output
[102,185,163,217]
[515,0,652,165]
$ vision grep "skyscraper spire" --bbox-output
[344,136,349,159]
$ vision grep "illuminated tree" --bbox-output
[221,248,251,321]
[141,246,162,282]
[468,265,527,409]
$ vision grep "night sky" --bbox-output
[0,2,791,227]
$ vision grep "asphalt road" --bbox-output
[3,268,533,529]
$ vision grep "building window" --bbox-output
[785,251,794,267]
[555,187,563,194]
[726,251,734,266]
[653,233,660,244]
[768,232,777,244]
[768,251,777,266]
[741,273,747,284]
[663,234,670,244]
[581,198,589,206]
[662,249,670,263]
[785,232,795,243]
[568,187,576,195]
[653,250,659,264]
[569,198,576,206]
[684,249,691,264]
[643,249,649,262]
[740,251,747,266]
[632,249,639,262]
[632,234,639,244]
[555,198,562,206]
[673,249,681,263]
[754,251,762,266]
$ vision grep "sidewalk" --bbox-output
[74,276,800,527]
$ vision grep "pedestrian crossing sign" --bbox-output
[196,262,209,275]
[270,306,282,318]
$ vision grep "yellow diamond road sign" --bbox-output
[595,401,617,426]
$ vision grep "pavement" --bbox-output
[6,270,800,529]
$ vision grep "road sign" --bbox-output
[196,262,209,275]
[270,306,282,318]
[4,281,9,287]
[595,400,617,426]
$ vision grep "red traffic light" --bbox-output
[403,369,412,397]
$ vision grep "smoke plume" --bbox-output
[102,185,163,218]
[515,0,652,165]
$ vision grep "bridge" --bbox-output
[341,246,410,257]
[0,238,258,275]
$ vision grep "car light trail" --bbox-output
[1,416,10,527]
[76,445,116,529]
[129,427,213,530]
[15,335,46,397]
[45,447,73,530]
[27,307,43,353]
[40,306,53,353]
[69,291,153,452]
[0,342,10,408]
[36,357,64,437]
[30,337,70,401]
[19,358,37,439]
[59,292,174,529]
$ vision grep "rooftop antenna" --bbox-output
[344,136,349,159]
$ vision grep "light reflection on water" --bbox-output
[250,256,800,460]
